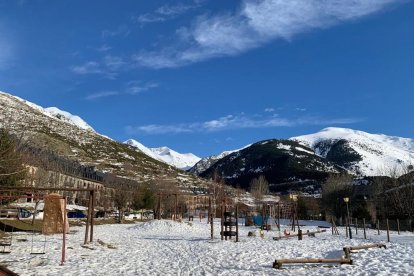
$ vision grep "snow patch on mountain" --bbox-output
[291,127,414,176]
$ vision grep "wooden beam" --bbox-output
[273,229,326,240]
[273,258,352,269]
[343,243,386,258]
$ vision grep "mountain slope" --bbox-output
[291,127,414,176]
[125,139,200,170]
[190,145,250,175]
[0,91,205,186]
[200,139,343,193]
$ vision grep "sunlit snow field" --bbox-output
[1,219,413,275]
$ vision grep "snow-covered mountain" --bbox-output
[44,107,94,131]
[0,91,209,187]
[125,139,200,170]
[125,139,161,161]
[151,147,200,170]
[190,145,250,175]
[291,127,414,176]
[4,93,95,131]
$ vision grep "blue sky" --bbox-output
[0,0,413,157]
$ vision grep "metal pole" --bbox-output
[346,202,352,239]
[386,218,390,242]
[363,218,366,239]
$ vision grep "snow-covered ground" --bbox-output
[1,219,413,275]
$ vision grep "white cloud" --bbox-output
[84,81,158,100]
[71,61,103,75]
[134,2,203,24]
[71,56,128,79]
[134,0,403,69]
[264,108,275,112]
[97,45,111,52]
[126,113,361,134]
[85,91,119,100]
[125,81,159,95]
[103,55,127,71]
[102,25,130,39]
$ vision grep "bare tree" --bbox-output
[321,173,353,220]
[0,128,26,187]
[113,189,130,223]
[250,175,269,202]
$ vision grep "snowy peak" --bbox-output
[124,140,201,170]
[291,127,414,176]
[124,139,161,161]
[151,147,201,170]
[0,91,94,131]
[44,107,94,131]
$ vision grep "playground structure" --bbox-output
[220,205,239,242]
[0,186,98,266]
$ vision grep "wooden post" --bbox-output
[220,203,224,241]
[277,202,280,232]
[84,192,92,244]
[386,218,390,242]
[174,193,178,221]
[331,218,334,235]
[410,219,413,233]
[224,201,228,241]
[236,205,239,242]
[377,219,380,235]
[157,193,161,220]
[397,219,400,235]
[298,229,303,240]
[262,204,265,230]
[363,218,366,239]
[209,197,213,240]
[61,197,67,266]
[90,190,95,243]
[355,218,358,235]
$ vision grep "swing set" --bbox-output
[0,186,98,265]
